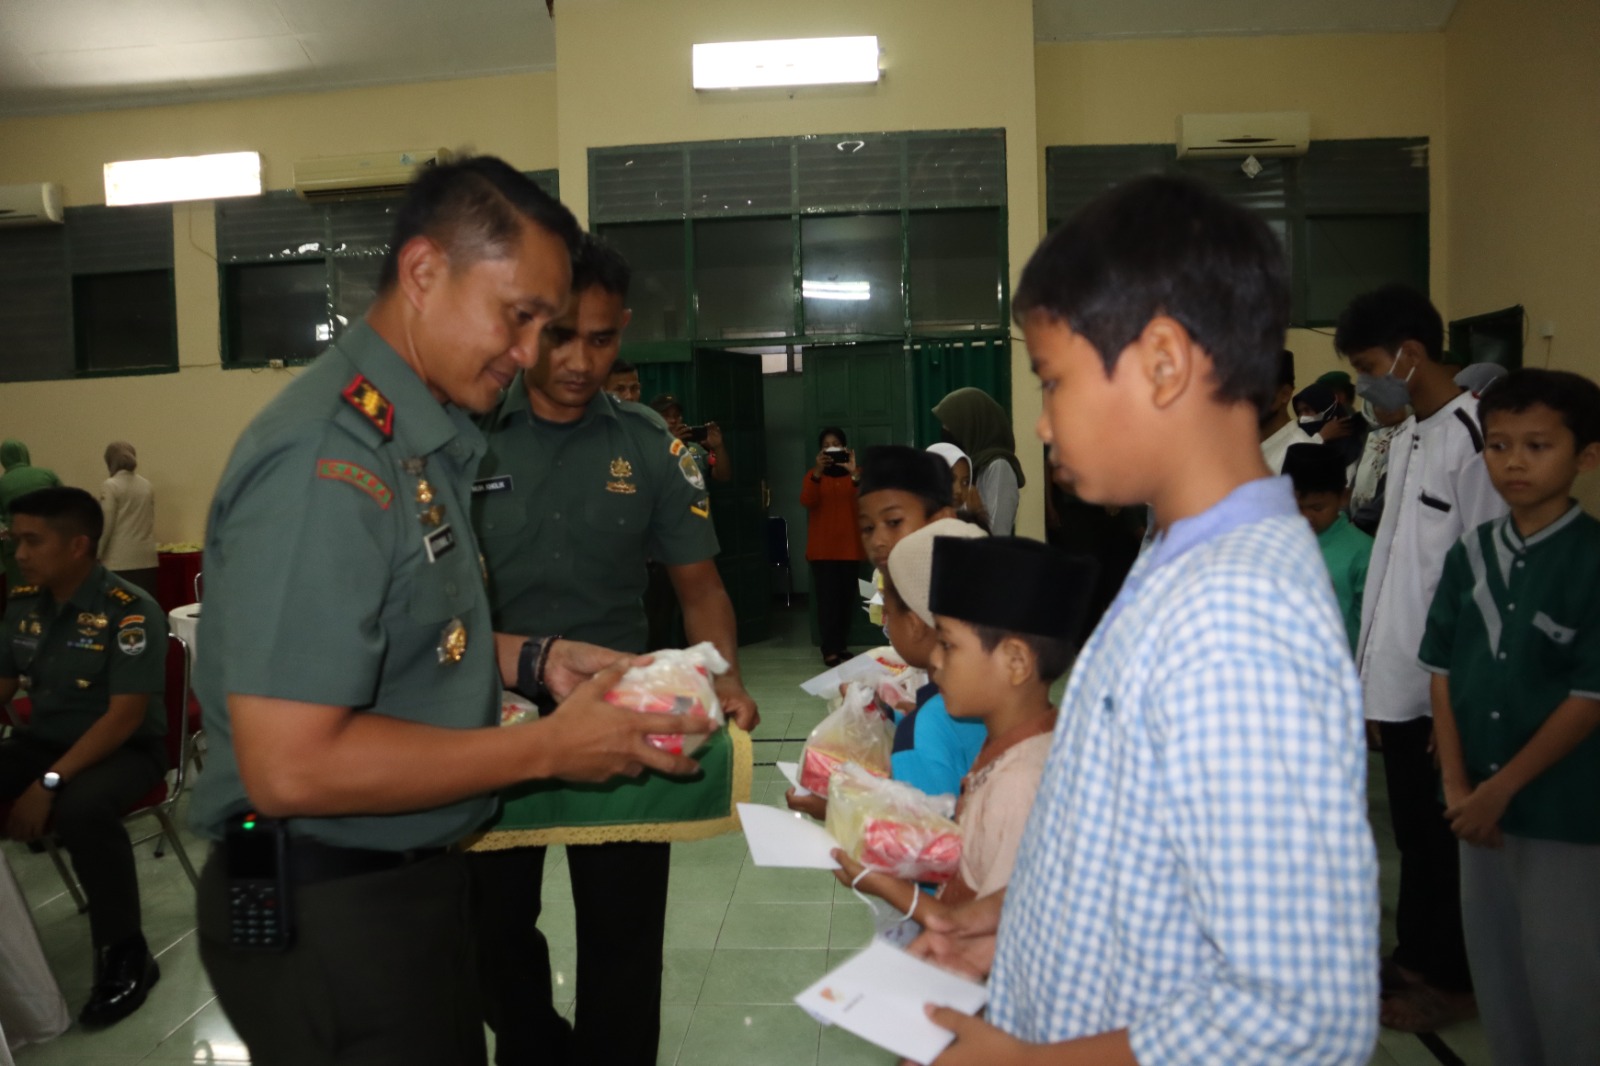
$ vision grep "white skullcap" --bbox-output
[885,517,988,626]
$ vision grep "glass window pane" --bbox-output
[801,214,902,337]
[908,210,1002,330]
[1304,215,1426,326]
[598,222,687,340]
[335,258,383,334]
[226,260,330,365]
[74,271,174,372]
[694,218,793,340]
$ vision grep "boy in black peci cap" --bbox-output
[855,445,956,627]
[833,536,1093,924]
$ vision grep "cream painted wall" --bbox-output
[0,72,559,542]
[1443,0,1600,508]
[553,0,1047,537]
[1033,33,1450,388]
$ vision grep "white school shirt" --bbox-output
[98,470,158,571]
[1356,390,1506,723]
[1259,418,1319,475]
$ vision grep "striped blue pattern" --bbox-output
[990,481,1379,1065]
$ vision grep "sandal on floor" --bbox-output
[1380,983,1477,1033]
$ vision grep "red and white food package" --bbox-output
[799,682,893,796]
[501,690,538,727]
[603,642,729,756]
[855,647,928,713]
[825,763,963,883]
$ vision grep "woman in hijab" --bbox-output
[98,441,159,596]
[931,388,1025,535]
[0,439,61,591]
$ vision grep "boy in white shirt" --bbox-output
[1338,283,1506,1032]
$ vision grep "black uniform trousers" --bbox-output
[198,848,485,1066]
[810,559,860,661]
[1378,717,1474,993]
[0,735,162,949]
[469,840,671,1066]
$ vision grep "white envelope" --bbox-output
[799,648,895,697]
[794,939,989,1065]
[736,803,839,869]
[775,761,810,796]
[858,578,877,598]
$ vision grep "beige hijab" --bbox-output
[105,441,138,475]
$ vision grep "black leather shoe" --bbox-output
[79,940,160,1028]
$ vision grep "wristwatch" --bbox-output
[39,771,63,792]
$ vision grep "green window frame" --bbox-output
[1045,138,1429,327]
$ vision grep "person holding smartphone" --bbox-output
[649,394,731,483]
[801,427,863,666]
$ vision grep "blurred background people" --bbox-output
[97,442,158,597]
[801,426,863,667]
[932,387,1023,535]
[0,439,61,596]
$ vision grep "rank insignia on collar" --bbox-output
[107,587,135,605]
[401,457,427,476]
[341,374,395,440]
[76,679,91,689]
[437,617,467,664]
[609,457,634,479]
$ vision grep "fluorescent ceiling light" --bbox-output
[693,36,879,91]
[803,280,872,302]
[104,151,262,206]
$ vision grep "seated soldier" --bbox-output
[0,487,168,1027]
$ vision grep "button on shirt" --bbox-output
[475,383,718,652]
[1357,392,1506,722]
[0,567,166,747]
[990,478,1378,1064]
[1418,506,1600,843]
[189,323,498,851]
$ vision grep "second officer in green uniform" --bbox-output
[470,235,758,1066]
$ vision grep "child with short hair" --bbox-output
[855,445,956,627]
[1285,442,1372,654]
[1419,368,1600,1066]
[785,518,988,819]
[914,174,1377,1065]
[835,535,1091,920]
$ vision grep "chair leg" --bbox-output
[154,808,200,888]
[43,838,89,913]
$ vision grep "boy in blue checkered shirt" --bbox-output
[1420,368,1600,1066]
[910,175,1379,1066]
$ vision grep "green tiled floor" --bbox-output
[5,603,1488,1065]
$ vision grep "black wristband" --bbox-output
[516,638,541,698]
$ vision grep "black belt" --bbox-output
[288,836,451,887]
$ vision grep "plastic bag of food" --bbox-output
[500,690,538,727]
[825,763,963,883]
[603,642,729,755]
[799,682,893,796]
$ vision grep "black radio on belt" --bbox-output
[224,811,294,951]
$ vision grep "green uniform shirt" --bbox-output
[1317,513,1372,655]
[189,322,498,851]
[0,566,166,748]
[475,382,718,653]
[1419,505,1600,843]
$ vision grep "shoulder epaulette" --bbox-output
[1453,408,1484,453]
[341,374,395,441]
[106,585,137,605]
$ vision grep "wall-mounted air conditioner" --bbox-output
[0,183,64,226]
[1177,112,1311,158]
[293,149,453,202]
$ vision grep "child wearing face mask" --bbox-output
[1335,282,1507,1034]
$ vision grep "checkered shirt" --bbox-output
[990,479,1379,1065]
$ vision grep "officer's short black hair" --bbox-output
[573,233,631,301]
[1013,174,1290,413]
[10,486,103,556]
[818,426,848,449]
[1478,368,1600,449]
[1334,284,1444,363]
[377,155,581,294]
[609,358,637,376]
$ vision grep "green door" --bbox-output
[802,342,911,649]
[693,347,772,646]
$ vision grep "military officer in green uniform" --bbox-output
[188,157,712,1066]
[470,235,758,1066]
[0,487,167,1027]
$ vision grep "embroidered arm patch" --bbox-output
[317,459,393,509]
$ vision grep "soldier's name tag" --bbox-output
[472,475,514,495]
[424,524,458,563]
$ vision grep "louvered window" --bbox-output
[1045,139,1428,327]
[0,203,176,382]
[216,170,560,366]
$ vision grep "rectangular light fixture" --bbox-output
[693,36,880,91]
[104,151,262,206]
[803,280,872,302]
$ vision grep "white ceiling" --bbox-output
[0,0,1457,118]
[1033,0,1458,41]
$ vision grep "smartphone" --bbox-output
[823,448,849,465]
[224,812,293,950]
[686,425,711,444]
